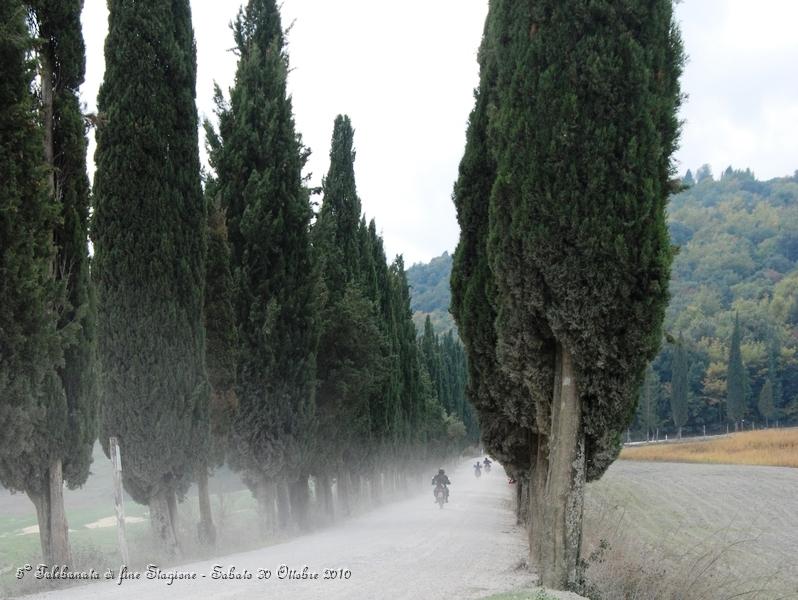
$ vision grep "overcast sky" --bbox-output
[80,0,798,266]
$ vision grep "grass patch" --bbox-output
[619,428,798,467]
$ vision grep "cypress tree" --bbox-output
[767,339,783,422]
[758,379,774,428]
[196,186,238,545]
[726,314,747,430]
[30,0,97,565]
[313,115,386,516]
[0,0,62,562]
[454,0,683,588]
[637,365,659,441]
[671,335,689,438]
[93,0,208,555]
[0,1,95,566]
[451,0,535,503]
[205,0,318,533]
[420,316,447,412]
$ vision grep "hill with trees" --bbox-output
[641,167,798,436]
[407,252,456,334]
[411,168,798,440]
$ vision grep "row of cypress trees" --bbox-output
[0,0,96,567]
[2,0,470,563]
[419,316,479,442]
[451,0,683,591]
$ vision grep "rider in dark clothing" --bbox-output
[432,469,451,502]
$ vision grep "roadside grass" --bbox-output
[619,428,798,468]
[580,487,793,599]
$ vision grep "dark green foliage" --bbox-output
[31,0,98,489]
[313,116,388,474]
[316,115,362,300]
[505,0,677,476]
[757,379,774,425]
[726,315,747,425]
[417,318,477,445]
[204,186,238,465]
[456,0,682,480]
[451,1,533,474]
[93,0,208,504]
[670,335,689,433]
[0,0,61,493]
[206,0,318,486]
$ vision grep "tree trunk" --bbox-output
[678,426,682,439]
[28,489,52,565]
[255,479,276,538]
[149,489,179,558]
[338,471,351,517]
[276,480,291,532]
[318,474,335,522]
[196,463,216,546]
[528,429,548,569]
[536,344,586,591]
[290,474,310,531]
[48,459,72,567]
[516,474,530,526]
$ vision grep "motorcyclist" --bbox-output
[474,461,482,477]
[431,468,450,503]
[483,457,492,470]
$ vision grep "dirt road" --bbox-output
[18,459,561,600]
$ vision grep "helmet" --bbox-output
[438,469,444,475]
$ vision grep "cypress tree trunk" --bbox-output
[338,471,351,517]
[290,475,310,531]
[28,490,52,565]
[47,460,71,566]
[196,463,216,546]
[255,479,276,538]
[276,481,291,532]
[537,345,586,590]
[528,432,548,568]
[167,489,179,545]
[149,490,178,558]
[318,474,335,522]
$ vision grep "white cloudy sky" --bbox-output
[79,0,798,266]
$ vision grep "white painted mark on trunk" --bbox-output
[563,377,572,386]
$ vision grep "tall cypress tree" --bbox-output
[205,0,318,533]
[27,0,97,565]
[455,0,683,589]
[726,314,747,430]
[93,0,208,555]
[313,115,387,517]
[671,335,689,438]
[451,0,534,496]
[636,365,660,441]
[196,185,238,545]
[0,0,62,562]
[758,379,774,428]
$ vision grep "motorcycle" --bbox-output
[433,483,447,508]
[484,461,492,473]
[474,464,482,478]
